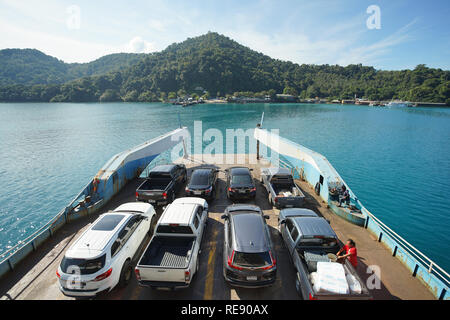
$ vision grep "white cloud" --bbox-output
[124,36,155,54]
[225,19,416,68]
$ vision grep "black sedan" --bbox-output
[185,168,218,200]
[225,167,256,201]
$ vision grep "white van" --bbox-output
[57,202,156,297]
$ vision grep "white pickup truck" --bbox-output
[134,197,208,289]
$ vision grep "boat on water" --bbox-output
[384,100,413,107]
[0,123,448,300]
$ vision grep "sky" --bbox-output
[0,0,449,70]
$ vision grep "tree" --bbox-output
[99,89,121,102]
[283,86,298,96]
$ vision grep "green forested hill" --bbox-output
[0,49,145,86]
[0,32,449,104]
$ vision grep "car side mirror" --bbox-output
[221,214,228,220]
[280,219,286,224]
[250,168,254,171]
[326,219,331,224]
[263,215,270,220]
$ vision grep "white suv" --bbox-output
[57,202,156,298]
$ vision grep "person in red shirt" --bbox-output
[336,239,358,268]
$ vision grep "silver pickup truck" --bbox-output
[134,197,208,290]
[278,208,372,300]
[261,167,305,209]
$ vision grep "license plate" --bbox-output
[194,191,202,195]
[148,199,156,203]
[239,190,247,194]
[64,280,86,288]
[246,276,257,281]
[285,205,293,208]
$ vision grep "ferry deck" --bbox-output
[0,154,435,300]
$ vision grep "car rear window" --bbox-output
[190,172,209,185]
[149,173,172,179]
[231,174,252,185]
[298,237,338,247]
[156,225,193,234]
[92,214,124,231]
[60,254,106,275]
[233,251,272,267]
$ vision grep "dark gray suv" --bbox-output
[221,204,277,287]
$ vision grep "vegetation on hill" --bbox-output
[0,33,448,104]
[0,49,145,86]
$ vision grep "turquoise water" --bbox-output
[0,103,449,271]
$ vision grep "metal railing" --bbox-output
[363,206,450,288]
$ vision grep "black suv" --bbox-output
[225,167,256,201]
[221,204,277,287]
[185,168,218,201]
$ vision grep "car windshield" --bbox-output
[60,254,106,275]
[233,251,272,267]
[231,174,252,186]
[190,172,209,186]
[92,214,124,231]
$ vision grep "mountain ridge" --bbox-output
[0,32,448,104]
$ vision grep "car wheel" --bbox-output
[118,260,132,288]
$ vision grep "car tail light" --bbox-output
[274,197,278,203]
[205,187,212,194]
[228,187,234,192]
[227,250,243,270]
[134,268,141,281]
[309,293,317,300]
[250,187,256,192]
[262,251,277,270]
[56,270,61,279]
[94,268,112,281]
[135,192,138,198]
[185,270,191,282]
[162,192,167,199]
[185,187,190,193]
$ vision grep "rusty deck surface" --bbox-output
[0,154,435,300]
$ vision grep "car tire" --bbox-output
[118,260,132,288]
